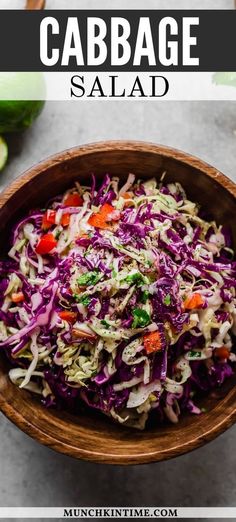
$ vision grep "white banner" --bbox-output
[0,507,236,518]
[0,72,236,100]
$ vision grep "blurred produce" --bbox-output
[0,73,45,133]
[0,100,45,133]
[0,136,8,171]
[0,72,46,171]
[213,72,236,87]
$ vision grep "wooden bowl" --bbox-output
[25,0,45,9]
[0,140,236,465]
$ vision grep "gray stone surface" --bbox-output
[1,0,236,519]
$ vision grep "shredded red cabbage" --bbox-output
[0,173,235,429]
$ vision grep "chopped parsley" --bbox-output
[101,319,110,329]
[141,290,150,304]
[77,270,101,286]
[163,294,171,306]
[132,308,151,328]
[188,350,202,359]
[124,272,145,286]
[73,293,81,303]
[76,295,91,306]
[55,230,61,240]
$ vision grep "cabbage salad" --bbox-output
[0,174,236,429]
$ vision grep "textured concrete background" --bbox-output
[3,106,236,519]
[1,1,236,521]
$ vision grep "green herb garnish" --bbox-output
[141,290,150,304]
[77,270,101,286]
[73,293,81,302]
[101,319,110,329]
[125,272,145,286]
[163,294,171,306]
[55,230,61,240]
[132,308,151,328]
[77,295,91,306]
[188,350,202,359]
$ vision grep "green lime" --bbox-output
[0,73,46,133]
[0,136,8,171]
[0,100,45,133]
[213,72,236,88]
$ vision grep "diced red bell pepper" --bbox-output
[122,192,131,200]
[88,214,111,230]
[100,203,115,216]
[143,331,162,354]
[216,347,230,360]
[42,210,71,229]
[42,210,56,230]
[35,233,57,255]
[88,203,116,229]
[64,193,83,207]
[122,192,132,207]
[11,291,25,303]
[58,310,77,323]
[61,213,70,227]
[184,293,204,310]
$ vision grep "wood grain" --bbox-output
[0,141,236,465]
[25,0,45,9]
